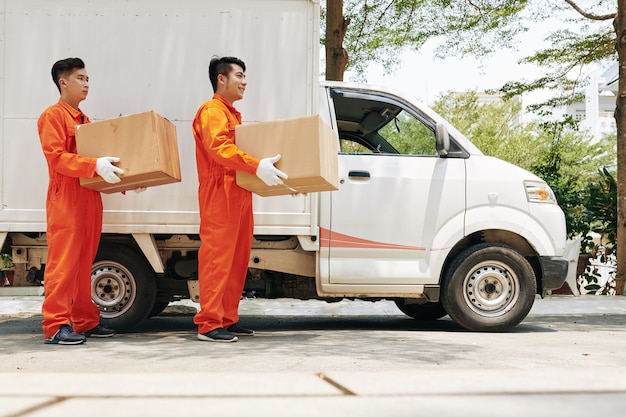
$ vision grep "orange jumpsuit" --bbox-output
[38,99,102,338]
[192,94,260,334]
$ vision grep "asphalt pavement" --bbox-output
[2,294,626,417]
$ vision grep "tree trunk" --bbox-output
[615,4,626,295]
[325,0,349,81]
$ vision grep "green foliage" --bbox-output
[426,0,529,58]
[579,256,616,295]
[578,244,617,295]
[432,1,617,109]
[323,0,419,76]
[500,25,616,111]
[528,117,616,250]
[378,111,438,155]
[432,91,543,168]
[339,0,431,78]
[323,1,616,110]
[585,167,617,250]
[0,253,12,269]
[322,0,532,79]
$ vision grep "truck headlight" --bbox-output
[525,181,557,204]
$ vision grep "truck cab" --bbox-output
[313,81,568,331]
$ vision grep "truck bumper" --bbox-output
[539,256,568,290]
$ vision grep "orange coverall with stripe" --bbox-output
[38,99,102,338]
[192,94,260,334]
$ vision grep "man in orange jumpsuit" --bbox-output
[38,58,124,345]
[192,56,287,342]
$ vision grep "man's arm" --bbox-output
[200,107,259,174]
[38,109,97,178]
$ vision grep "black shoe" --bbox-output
[84,324,116,338]
[197,328,238,342]
[44,324,86,345]
[226,323,255,336]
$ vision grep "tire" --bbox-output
[91,244,157,331]
[148,301,170,318]
[441,243,536,332]
[394,299,447,320]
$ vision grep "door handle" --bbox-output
[348,170,370,178]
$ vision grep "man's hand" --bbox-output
[256,154,288,186]
[96,156,125,184]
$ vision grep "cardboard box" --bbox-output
[235,115,339,197]
[76,110,181,194]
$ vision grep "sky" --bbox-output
[360,40,548,106]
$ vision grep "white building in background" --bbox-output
[566,63,618,142]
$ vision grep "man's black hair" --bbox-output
[51,57,85,93]
[208,56,246,92]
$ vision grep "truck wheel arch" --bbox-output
[442,230,542,291]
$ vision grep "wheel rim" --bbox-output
[463,260,519,317]
[91,260,136,318]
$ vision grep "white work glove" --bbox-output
[255,154,288,186]
[95,156,125,184]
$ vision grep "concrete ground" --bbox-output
[1,294,626,417]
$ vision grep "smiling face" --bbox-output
[59,68,89,109]
[216,64,246,104]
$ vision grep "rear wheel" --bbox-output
[394,299,447,320]
[91,244,157,331]
[441,243,536,332]
[148,301,170,318]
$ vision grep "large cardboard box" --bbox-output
[235,115,339,197]
[76,110,181,194]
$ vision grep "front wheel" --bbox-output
[441,243,536,332]
[91,244,157,331]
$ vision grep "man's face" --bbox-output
[59,68,89,104]
[218,64,246,104]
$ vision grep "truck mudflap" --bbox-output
[539,256,568,290]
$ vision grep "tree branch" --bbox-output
[564,0,615,21]
[466,0,487,23]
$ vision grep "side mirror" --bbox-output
[435,122,449,157]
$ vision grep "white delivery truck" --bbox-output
[0,0,568,332]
